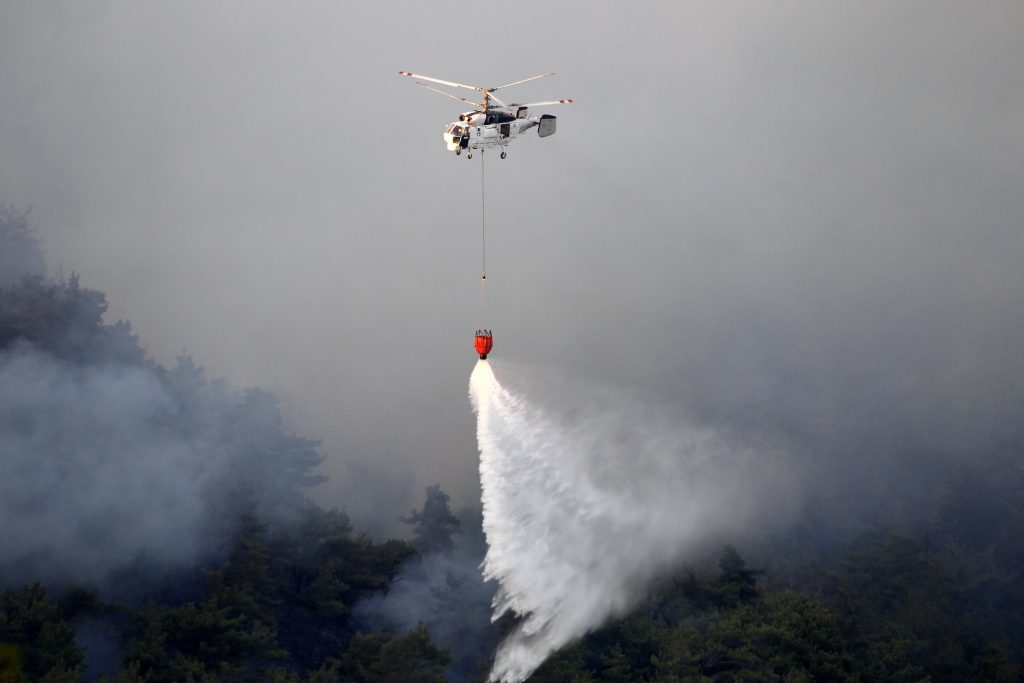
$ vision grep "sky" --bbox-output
[2,1,1023,521]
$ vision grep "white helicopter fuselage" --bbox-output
[442,108,557,154]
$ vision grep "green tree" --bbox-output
[0,585,83,681]
[0,274,145,365]
[338,625,450,683]
[400,485,462,554]
[597,643,634,683]
[715,545,764,608]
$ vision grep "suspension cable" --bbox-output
[481,149,486,276]
[477,150,487,331]
[477,269,487,331]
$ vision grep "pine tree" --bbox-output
[399,485,461,555]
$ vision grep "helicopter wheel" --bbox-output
[467,152,473,159]
[500,151,507,159]
[456,148,461,156]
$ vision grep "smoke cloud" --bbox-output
[470,360,797,682]
[0,343,319,590]
[354,549,499,683]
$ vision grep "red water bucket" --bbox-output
[474,331,493,360]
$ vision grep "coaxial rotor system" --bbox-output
[398,70,569,112]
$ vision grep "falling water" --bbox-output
[470,360,793,682]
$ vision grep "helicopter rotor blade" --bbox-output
[514,99,574,107]
[490,72,556,91]
[399,70,482,93]
[415,82,485,109]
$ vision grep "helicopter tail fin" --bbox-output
[538,114,557,138]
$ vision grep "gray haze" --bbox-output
[0,348,208,586]
[2,1,1023,522]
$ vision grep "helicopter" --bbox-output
[398,70,572,159]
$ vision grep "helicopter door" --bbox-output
[499,123,511,138]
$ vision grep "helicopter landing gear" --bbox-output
[500,151,507,159]
[467,152,473,159]
[456,148,461,156]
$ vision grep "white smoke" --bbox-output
[470,360,797,682]
[0,348,219,585]
[0,344,318,589]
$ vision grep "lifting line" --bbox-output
[481,148,486,277]
[477,150,488,331]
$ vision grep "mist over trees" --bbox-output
[2,208,1024,682]
[0,220,463,681]
[0,271,327,588]
[0,205,46,288]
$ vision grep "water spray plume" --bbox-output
[470,360,794,682]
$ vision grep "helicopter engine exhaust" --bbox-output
[537,114,557,138]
